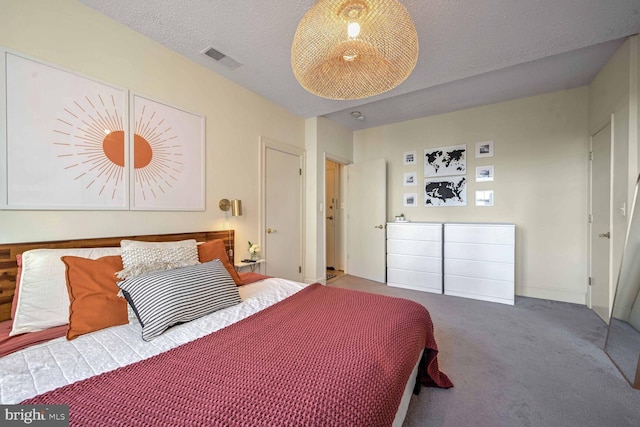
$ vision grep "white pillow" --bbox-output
[117,239,199,279]
[10,247,122,336]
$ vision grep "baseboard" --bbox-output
[516,284,586,305]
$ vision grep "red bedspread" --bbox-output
[0,320,66,358]
[23,284,452,426]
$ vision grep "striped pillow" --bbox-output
[117,260,241,341]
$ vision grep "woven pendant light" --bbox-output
[291,0,419,100]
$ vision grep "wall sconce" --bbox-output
[219,199,242,216]
[231,199,242,216]
[219,198,242,259]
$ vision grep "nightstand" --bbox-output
[234,259,265,273]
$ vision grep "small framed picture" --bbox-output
[475,190,494,207]
[403,151,417,165]
[403,172,417,186]
[475,165,494,182]
[475,140,494,158]
[403,193,418,207]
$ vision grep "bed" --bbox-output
[0,230,451,426]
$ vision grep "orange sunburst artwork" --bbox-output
[133,103,183,202]
[53,94,126,200]
[53,95,183,203]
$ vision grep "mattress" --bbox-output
[0,277,306,404]
[1,278,426,426]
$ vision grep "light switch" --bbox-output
[319,203,324,212]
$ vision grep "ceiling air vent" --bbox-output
[202,46,243,70]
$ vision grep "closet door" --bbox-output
[261,138,303,282]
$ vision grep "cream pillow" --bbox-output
[116,239,199,279]
[10,247,122,336]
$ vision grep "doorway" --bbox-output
[590,122,613,323]
[326,159,339,272]
[325,158,345,281]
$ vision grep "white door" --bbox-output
[326,160,338,270]
[346,158,386,282]
[590,123,612,323]
[263,142,303,281]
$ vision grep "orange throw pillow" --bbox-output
[63,255,128,340]
[198,240,244,285]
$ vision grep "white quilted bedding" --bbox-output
[0,277,307,404]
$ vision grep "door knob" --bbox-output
[267,228,277,234]
[598,232,610,239]
[327,216,334,220]
[374,225,384,229]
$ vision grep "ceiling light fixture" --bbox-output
[291,0,419,100]
[351,111,365,121]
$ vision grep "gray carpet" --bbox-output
[328,275,640,427]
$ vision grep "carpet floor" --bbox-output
[327,275,640,427]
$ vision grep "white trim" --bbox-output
[322,153,352,277]
[326,153,352,165]
[587,116,614,310]
[0,49,7,209]
[516,284,587,305]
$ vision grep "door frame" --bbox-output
[323,153,351,275]
[260,136,305,280]
[588,116,614,311]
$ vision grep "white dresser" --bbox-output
[386,222,443,294]
[443,223,515,305]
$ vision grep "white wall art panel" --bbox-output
[3,51,128,209]
[130,95,205,211]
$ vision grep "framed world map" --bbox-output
[424,144,466,177]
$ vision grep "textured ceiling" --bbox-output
[79,0,640,130]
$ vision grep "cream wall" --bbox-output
[589,38,632,292]
[354,88,590,304]
[0,0,305,258]
[304,117,353,283]
[588,36,640,308]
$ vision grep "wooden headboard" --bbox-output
[0,230,235,322]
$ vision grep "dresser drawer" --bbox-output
[387,223,442,242]
[444,258,514,282]
[445,242,514,263]
[444,275,514,304]
[387,254,442,274]
[445,224,515,245]
[388,239,441,257]
[388,268,442,293]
